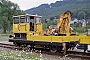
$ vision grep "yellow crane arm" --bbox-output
[56,11,72,34]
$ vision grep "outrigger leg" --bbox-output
[62,43,66,55]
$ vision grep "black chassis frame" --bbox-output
[9,39,63,46]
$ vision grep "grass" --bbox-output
[0,34,46,60]
[0,34,10,41]
[0,50,41,60]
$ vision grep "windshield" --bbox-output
[20,16,26,23]
[13,17,19,24]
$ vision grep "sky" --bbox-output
[9,0,61,10]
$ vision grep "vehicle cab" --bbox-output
[12,14,42,39]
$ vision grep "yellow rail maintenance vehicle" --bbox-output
[9,11,90,54]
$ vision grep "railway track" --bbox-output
[37,50,90,60]
[0,43,19,49]
[0,42,90,60]
[67,51,90,59]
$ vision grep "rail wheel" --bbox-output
[13,42,20,47]
[57,46,63,53]
[50,46,57,53]
[30,44,35,50]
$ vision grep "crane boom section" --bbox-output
[57,11,72,34]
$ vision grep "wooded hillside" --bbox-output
[25,0,90,33]
[25,0,90,20]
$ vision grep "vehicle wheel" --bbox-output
[50,49,57,53]
[57,46,63,53]
[13,42,20,46]
[50,46,57,53]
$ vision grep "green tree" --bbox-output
[42,19,57,30]
[77,11,86,20]
[43,23,48,30]
[0,0,25,33]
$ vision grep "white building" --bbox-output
[82,19,86,27]
[70,18,78,24]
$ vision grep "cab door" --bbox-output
[29,16,36,31]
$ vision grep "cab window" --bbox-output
[26,15,29,22]
[13,17,19,24]
[36,17,41,24]
[20,16,26,23]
